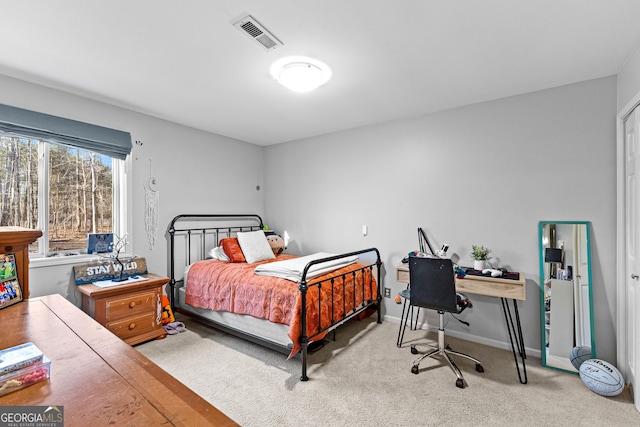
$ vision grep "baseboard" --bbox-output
[384,313,541,359]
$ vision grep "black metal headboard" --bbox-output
[167,214,264,306]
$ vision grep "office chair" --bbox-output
[408,256,484,388]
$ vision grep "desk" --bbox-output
[396,264,528,384]
[0,294,238,426]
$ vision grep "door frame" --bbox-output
[616,91,640,385]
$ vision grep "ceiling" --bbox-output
[2,1,640,146]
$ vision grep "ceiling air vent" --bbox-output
[233,15,283,51]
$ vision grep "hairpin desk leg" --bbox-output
[397,285,420,347]
[397,297,410,347]
[501,297,528,384]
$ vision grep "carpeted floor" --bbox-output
[137,315,639,426]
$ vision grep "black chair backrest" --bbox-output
[409,256,457,313]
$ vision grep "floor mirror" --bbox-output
[538,221,595,373]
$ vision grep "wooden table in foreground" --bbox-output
[396,264,528,384]
[0,294,238,426]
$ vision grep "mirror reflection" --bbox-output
[539,221,595,373]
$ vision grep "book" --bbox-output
[0,342,44,376]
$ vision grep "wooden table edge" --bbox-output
[36,294,238,427]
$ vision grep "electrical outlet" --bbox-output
[384,287,391,298]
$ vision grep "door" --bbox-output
[623,106,640,411]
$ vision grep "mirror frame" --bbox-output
[538,220,595,373]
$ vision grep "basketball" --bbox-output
[569,345,592,370]
[579,359,624,397]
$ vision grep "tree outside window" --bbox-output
[0,134,117,255]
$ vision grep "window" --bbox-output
[0,134,125,256]
[0,103,131,259]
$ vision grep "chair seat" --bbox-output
[403,287,470,314]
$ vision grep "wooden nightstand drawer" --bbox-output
[107,311,159,340]
[105,290,158,320]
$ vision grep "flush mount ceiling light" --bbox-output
[270,57,332,93]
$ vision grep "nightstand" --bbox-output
[77,273,169,345]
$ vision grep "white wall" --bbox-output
[0,74,264,302]
[617,42,640,111]
[264,76,618,362]
[0,72,619,364]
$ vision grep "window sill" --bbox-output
[29,253,132,269]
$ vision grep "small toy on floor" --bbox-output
[163,321,187,335]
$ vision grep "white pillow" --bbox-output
[208,246,230,262]
[236,230,275,263]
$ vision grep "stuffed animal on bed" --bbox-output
[267,234,285,255]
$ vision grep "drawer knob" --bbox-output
[129,323,136,330]
[129,301,136,308]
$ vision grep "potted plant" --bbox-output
[471,245,491,270]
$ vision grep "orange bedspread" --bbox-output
[185,254,377,357]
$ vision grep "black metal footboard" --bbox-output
[298,248,382,381]
[167,214,382,381]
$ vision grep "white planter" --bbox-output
[473,260,486,270]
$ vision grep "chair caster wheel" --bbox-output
[476,364,484,373]
[410,346,418,355]
[456,378,464,388]
[411,365,419,374]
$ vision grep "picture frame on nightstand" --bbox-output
[87,233,114,254]
[0,253,22,309]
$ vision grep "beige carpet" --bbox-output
[137,315,639,426]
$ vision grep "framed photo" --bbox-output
[87,233,114,254]
[0,253,22,309]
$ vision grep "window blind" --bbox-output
[0,103,132,160]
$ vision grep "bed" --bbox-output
[168,214,382,381]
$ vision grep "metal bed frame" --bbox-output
[168,214,382,381]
